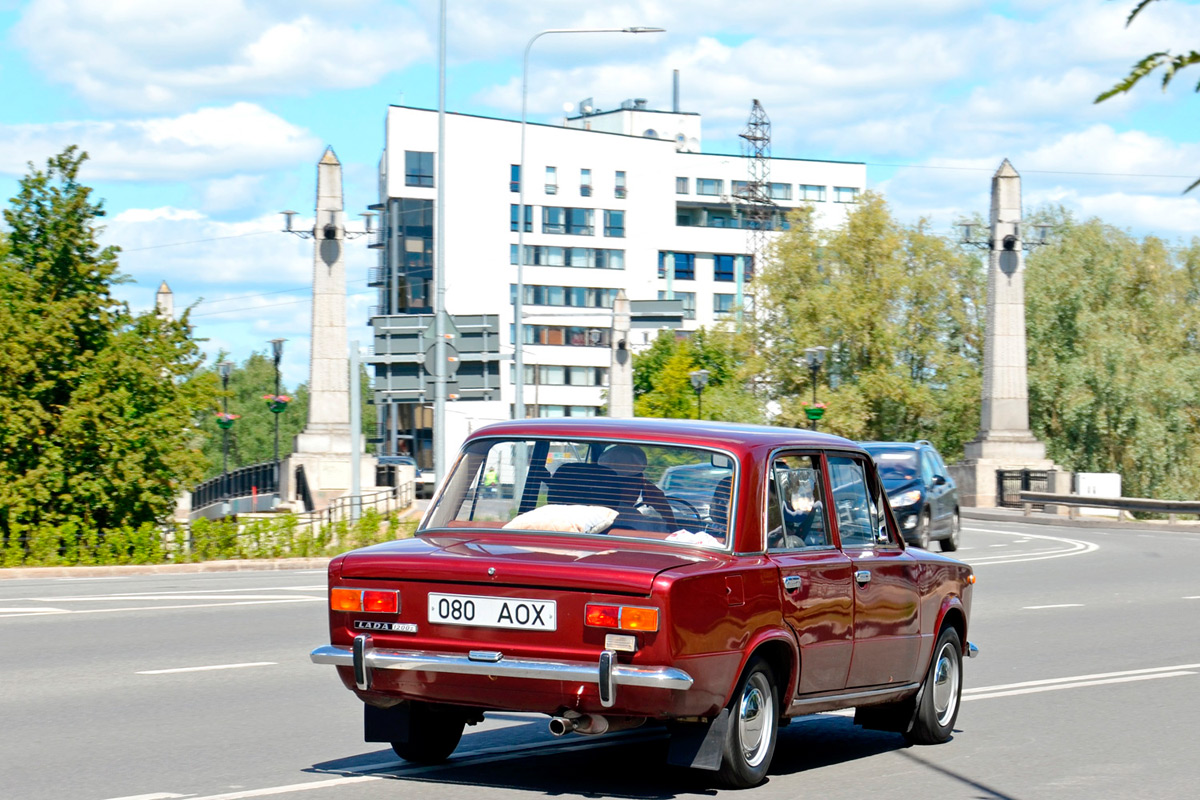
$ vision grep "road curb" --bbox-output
[0,557,333,580]
[963,507,1200,532]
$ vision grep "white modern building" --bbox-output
[369,100,866,466]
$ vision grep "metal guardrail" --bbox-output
[1018,491,1200,521]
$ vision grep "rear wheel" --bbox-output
[939,511,961,552]
[390,702,465,763]
[716,657,779,788]
[906,627,963,745]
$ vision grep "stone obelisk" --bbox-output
[283,147,373,509]
[959,160,1054,506]
[609,290,633,418]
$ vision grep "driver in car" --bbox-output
[597,444,677,528]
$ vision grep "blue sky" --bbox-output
[1,0,1198,388]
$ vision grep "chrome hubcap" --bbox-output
[932,642,960,726]
[738,673,774,767]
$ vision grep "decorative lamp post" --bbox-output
[216,361,237,496]
[513,24,665,419]
[265,338,288,491]
[803,346,828,431]
[689,369,710,420]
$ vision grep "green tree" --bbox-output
[1025,209,1200,498]
[0,147,212,540]
[755,195,985,456]
[1096,0,1200,191]
[632,327,764,422]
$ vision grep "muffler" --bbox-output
[548,713,644,736]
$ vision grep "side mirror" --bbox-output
[933,475,947,486]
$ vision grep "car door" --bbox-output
[828,454,923,689]
[921,448,951,534]
[765,453,854,694]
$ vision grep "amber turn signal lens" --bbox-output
[363,590,399,614]
[619,606,659,632]
[585,604,620,628]
[968,574,977,585]
[331,588,362,612]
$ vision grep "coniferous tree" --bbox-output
[0,148,211,541]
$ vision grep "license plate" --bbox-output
[427,593,557,631]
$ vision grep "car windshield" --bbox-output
[422,437,736,550]
[867,449,919,480]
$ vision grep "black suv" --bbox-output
[861,440,959,551]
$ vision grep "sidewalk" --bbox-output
[964,506,1200,532]
[0,557,332,580]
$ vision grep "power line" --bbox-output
[120,230,277,252]
[190,288,377,319]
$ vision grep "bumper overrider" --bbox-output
[310,635,695,709]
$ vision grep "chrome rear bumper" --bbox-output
[311,635,694,708]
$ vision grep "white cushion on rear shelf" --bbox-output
[503,504,618,533]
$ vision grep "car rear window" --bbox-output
[422,437,736,550]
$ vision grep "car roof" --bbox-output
[861,441,926,451]
[465,417,860,459]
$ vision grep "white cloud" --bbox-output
[14,0,431,111]
[0,103,320,181]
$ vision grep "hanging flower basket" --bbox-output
[215,411,240,430]
[803,402,827,421]
[263,394,291,414]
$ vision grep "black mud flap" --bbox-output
[853,694,918,733]
[365,702,412,743]
[666,709,729,771]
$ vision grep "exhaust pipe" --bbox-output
[548,714,645,737]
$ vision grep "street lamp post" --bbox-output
[803,346,827,431]
[269,339,286,490]
[513,25,665,419]
[690,369,710,420]
[216,360,235,493]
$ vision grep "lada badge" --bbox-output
[354,620,417,633]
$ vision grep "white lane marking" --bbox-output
[965,663,1200,696]
[1185,596,1200,600]
[1023,603,1084,610]
[101,793,192,800]
[29,587,325,600]
[180,776,377,799]
[965,671,1195,700]
[961,526,1099,565]
[0,598,319,618]
[43,594,323,602]
[988,544,1008,548]
[138,662,276,675]
[0,607,67,613]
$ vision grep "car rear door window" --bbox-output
[767,455,829,550]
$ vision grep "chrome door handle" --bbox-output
[783,575,801,592]
[854,570,871,585]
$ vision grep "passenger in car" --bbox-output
[597,444,677,527]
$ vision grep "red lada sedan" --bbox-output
[311,418,977,788]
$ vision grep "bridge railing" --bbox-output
[192,462,278,513]
[1018,491,1200,522]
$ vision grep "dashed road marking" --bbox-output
[1023,603,1084,610]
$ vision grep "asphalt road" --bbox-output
[3,517,1199,800]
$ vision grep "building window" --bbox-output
[676,177,689,194]
[834,186,859,203]
[510,164,520,192]
[510,246,625,270]
[615,170,627,199]
[714,254,736,282]
[580,168,592,197]
[405,151,434,187]
[768,182,792,200]
[658,251,696,281]
[509,365,609,387]
[714,293,736,315]
[800,184,826,202]
[658,290,697,320]
[511,324,613,347]
[510,204,532,232]
[514,284,618,309]
[697,178,723,196]
[732,180,749,197]
[542,207,593,235]
[545,166,558,195]
[604,209,625,238]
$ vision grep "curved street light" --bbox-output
[513,25,666,419]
